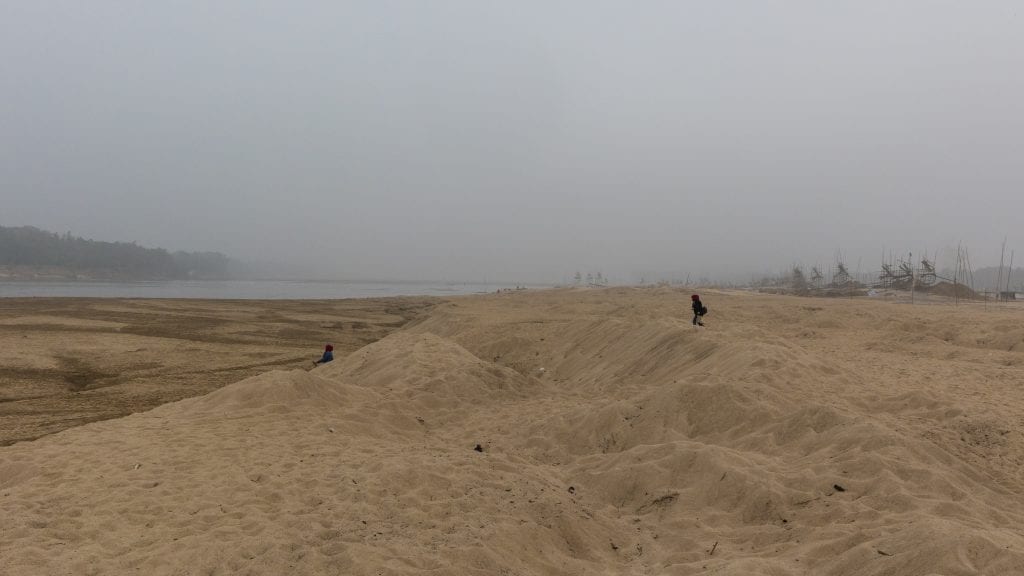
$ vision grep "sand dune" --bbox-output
[0,297,435,445]
[3,288,1024,574]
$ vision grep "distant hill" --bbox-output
[0,225,237,280]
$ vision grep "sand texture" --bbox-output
[0,297,436,445]
[3,288,1024,575]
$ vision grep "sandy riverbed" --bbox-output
[2,287,1024,575]
[0,297,436,445]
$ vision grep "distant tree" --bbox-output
[791,266,808,295]
[0,225,235,280]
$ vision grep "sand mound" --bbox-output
[176,369,376,414]
[925,281,980,299]
[4,288,1024,575]
[327,331,537,400]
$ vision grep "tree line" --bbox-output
[0,225,233,279]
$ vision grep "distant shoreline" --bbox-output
[0,266,549,286]
[0,265,233,283]
[0,278,555,300]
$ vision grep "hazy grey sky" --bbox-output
[3,1,1022,282]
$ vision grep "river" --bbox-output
[0,280,548,299]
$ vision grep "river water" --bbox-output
[0,280,548,299]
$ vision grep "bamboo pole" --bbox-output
[1006,251,1015,299]
[910,251,915,304]
[965,247,975,292]
[954,243,960,306]
[997,238,1006,302]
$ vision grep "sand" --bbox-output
[0,297,437,445]
[2,287,1024,575]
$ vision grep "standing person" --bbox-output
[314,344,334,366]
[691,294,706,326]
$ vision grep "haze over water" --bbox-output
[3,2,1022,282]
[0,280,545,300]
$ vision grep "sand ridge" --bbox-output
[2,288,1024,574]
[0,297,437,444]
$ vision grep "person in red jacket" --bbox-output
[313,343,334,366]
[691,294,707,326]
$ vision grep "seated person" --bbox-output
[314,343,334,365]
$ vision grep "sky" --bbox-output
[2,1,1022,283]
